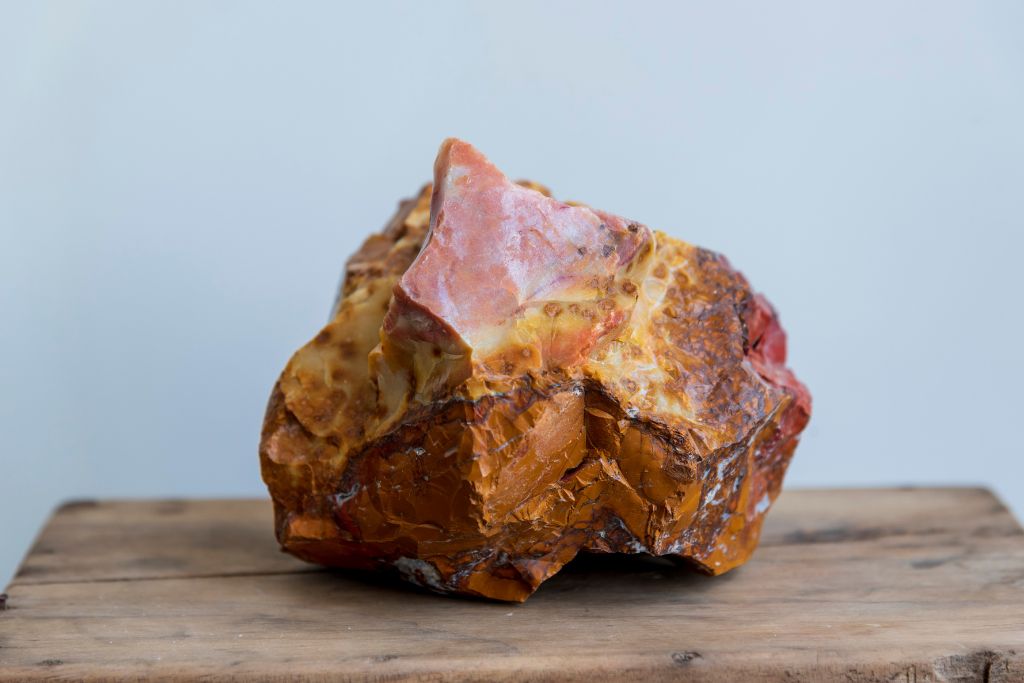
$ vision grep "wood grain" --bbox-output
[2,488,1022,681]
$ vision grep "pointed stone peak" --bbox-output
[390,139,653,368]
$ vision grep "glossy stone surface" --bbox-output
[260,139,811,602]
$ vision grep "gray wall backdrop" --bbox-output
[2,1,1022,585]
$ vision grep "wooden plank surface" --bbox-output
[1,488,1022,681]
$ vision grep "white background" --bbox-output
[2,1,1022,585]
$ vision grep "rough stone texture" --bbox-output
[260,139,811,602]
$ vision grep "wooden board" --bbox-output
[1,488,1023,682]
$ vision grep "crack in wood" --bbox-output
[8,568,326,589]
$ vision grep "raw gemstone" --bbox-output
[260,139,811,602]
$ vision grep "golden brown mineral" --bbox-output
[260,139,811,602]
